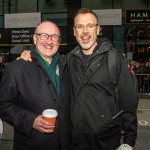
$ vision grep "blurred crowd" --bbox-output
[1,54,150,94]
[128,59,150,94]
[0,55,9,82]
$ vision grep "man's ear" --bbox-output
[33,34,37,45]
[97,25,101,35]
[73,27,76,37]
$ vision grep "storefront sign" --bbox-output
[93,9,122,25]
[136,39,150,45]
[5,12,41,28]
[10,29,34,45]
[0,29,9,46]
[125,9,150,24]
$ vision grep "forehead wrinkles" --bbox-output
[74,13,97,25]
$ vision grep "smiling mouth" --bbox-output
[81,34,91,42]
[82,37,90,43]
[44,45,53,49]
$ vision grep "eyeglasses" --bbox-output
[74,24,98,32]
[35,33,61,42]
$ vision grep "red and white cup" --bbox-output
[42,109,58,126]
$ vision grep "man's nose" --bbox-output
[83,26,88,32]
[46,35,53,43]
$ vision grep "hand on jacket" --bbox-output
[16,50,32,62]
[33,115,55,133]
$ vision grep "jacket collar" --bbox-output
[31,49,66,76]
[70,37,113,58]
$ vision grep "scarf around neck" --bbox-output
[35,49,60,96]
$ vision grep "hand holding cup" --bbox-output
[42,109,58,127]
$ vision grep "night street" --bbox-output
[0,98,150,150]
[135,97,150,150]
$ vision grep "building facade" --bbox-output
[0,1,150,150]
[0,0,68,61]
[0,0,150,63]
[68,0,150,63]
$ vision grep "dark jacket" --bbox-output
[66,39,137,150]
[0,51,71,150]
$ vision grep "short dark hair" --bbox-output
[74,8,98,22]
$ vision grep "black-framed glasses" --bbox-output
[74,24,98,32]
[35,33,61,42]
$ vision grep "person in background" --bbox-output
[143,61,150,94]
[0,21,71,150]
[18,8,138,150]
[133,62,144,74]
[128,63,135,75]
[122,54,134,75]
[0,56,5,82]
[133,61,144,93]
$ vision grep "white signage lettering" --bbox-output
[5,13,41,28]
[131,12,149,18]
[10,29,34,45]
[93,9,122,25]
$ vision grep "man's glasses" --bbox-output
[74,24,98,32]
[35,33,61,42]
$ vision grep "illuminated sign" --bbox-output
[93,9,122,25]
[125,9,150,24]
[10,28,34,45]
[5,12,41,28]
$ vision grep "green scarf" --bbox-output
[36,49,60,96]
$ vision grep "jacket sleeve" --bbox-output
[0,64,37,137]
[116,54,138,147]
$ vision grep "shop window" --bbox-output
[45,0,54,4]
[126,25,150,62]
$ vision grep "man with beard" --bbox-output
[18,8,137,150]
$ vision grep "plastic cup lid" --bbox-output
[42,109,58,118]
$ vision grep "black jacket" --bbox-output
[66,39,137,150]
[0,51,71,150]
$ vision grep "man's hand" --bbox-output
[33,115,55,133]
[16,50,32,62]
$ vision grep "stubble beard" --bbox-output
[77,38,97,51]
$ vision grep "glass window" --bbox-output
[0,0,18,15]
[42,13,67,26]
[38,0,67,13]
[126,25,150,62]
[0,16,4,27]
[113,25,125,52]
[81,0,149,9]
